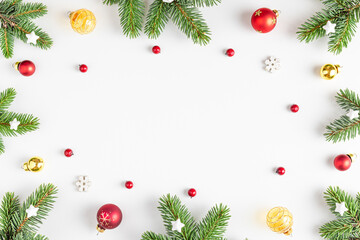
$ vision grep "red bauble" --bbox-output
[79,64,88,73]
[125,181,133,189]
[334,154,353,171]
[290,104,299,113]
[96,204,122,233]
[226,48,235,57]
[64,148,73,157]
[15,60,36,76]
[188,188,196,198]
[251,8,278,33]
[276,167,285,175]
[152,46,161,54]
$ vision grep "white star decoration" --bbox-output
[347,109,360,119]
[26,205,39,218]
[323,21,336,35]
[171,218,185,232]
[9,118,20,130]
[26,31,39,45]
[335,202,348,216]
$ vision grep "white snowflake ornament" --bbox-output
[9,118,20,130]
[162,0,174,2]
[26,31,39,45]
[335,202,348,216]
[265,56,281,73]
[26,205,39,218]
[347,109,360,119]
[323,21,336,35]
[171,218,185,232]
[76,176,91,192]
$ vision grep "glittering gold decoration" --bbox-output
[320,64,341,80]
[69,9,96,34]
[266,207,293,236]
[23,157,44,172]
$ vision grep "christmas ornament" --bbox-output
[26,32,39,45]
[290,104,299,113]
[9,118,20,130]
[0,0,52,59]
[79,64,88,73]
[152,46,161,54]
[335,202,348,216]
[64,148,73,157]
[26,205,39,218]
[141,194,230,240]
[125,181,133,189]
[226,48,235,57]
[251,8,279,33]
[171,218,185,232]
[188,188,196,197]
[333,154,356,171]
[320,64,341,80]
[23,157,44,172]
[265,56,280,73]
[0,183,57,240]
[266,207,293,235]
[323,21,336,35]
[96,204,123,233]
[14,60,36,77]
[347,109,360,119]
[69,9,96,34]
[276,167,285,175]
[76,176,91,192]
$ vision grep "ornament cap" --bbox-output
[272,10,280,17]
[348,153,357,161]
[284,228,293,236]
[96,224,105,233]
[13,62,20,71]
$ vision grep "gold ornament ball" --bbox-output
[266,207,293,236]
[320,64,340,80]
[69,9,96,34]
[23,157,44,172]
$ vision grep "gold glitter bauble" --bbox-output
[23,157,44,172]
[69,9,96,34]
[320,64,340,80]
[266,207,293,236]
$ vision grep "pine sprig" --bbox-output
[118,0,145,38]
[0,0,52,58]
[141,194,231,240]
[144,0,169,39]
[0,193,20,239]
[325,89,360,143]
[0,88,16,112]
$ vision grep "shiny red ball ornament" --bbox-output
[79,64,88,73]
[14,60,36,76]
[96,204,122,233]
[125,181,133,189]
[152,46,161,54]
[251,8,279,33]
[290,104,299,113]
[64,148,73,157]
[188,188,196,198]
[226,48,235,57]
[276,167,285,175]
[334,154,356,171]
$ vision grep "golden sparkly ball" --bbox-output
[69,9,96,34]
[23,157,44,172]
[320,64,340,80]
[266,207,293,236]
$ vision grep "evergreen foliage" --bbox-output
[141,194,231,240]
[0,183,57,240]
[0,0,52,58]
[297,0,360,54]
[320,186,360,239]
[325,89,360,143]
[0,88,39,154]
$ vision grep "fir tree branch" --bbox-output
[118,0,145,38]
[0,88,16,113]
[0,112,39,137]
[0,193,20,239]
[0,28,14,59]
[187,0,221,7]
[103,0,121,5]
[197,204,230,240]
[141,232,172,240]
[336,89,360,110]
[13,2,47,19]
[325,115,360,143]
[144,0,169,39]
[0,137,4,154]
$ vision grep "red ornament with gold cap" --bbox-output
[334,153,356,171]
[96,204,122,233]
[14,60,36,76]
[251,8,279,33]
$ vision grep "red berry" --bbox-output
[188,188,196,198]
[290,104,299,113]
[152,46,161,54]
[64,148,73,157]
[276,167,285,175]
[226,48,235,57]
[79,64,88,73]
[125,181,133,189]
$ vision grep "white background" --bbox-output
[1,0,360,239]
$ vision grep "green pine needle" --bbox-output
[144,0,169,39]
[118,0,145,38]
[0,88,16,112]
[190,0,221,7]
